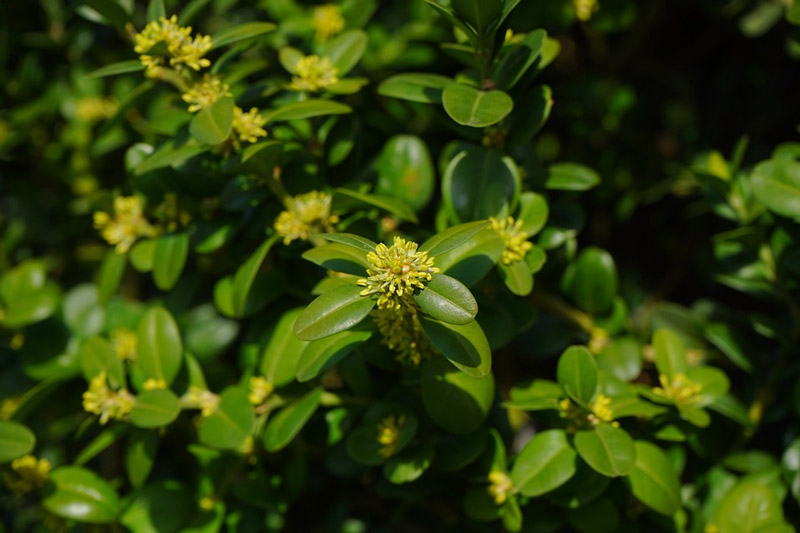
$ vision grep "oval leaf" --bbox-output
[511,429,577,497]
[130,389,181,428]
[153,232,189,291]
[420,317,491,377]
[414,274,477,325]
[136,307,183,387]
[627,440,681,516]
[556,346,598,405]
[295,330,372,382]
[421,358,494,434]
[44,466,120,524]
[189,96,234,145]
[442,83,513,128]
[0,420,36,463]
[198,387,254,450]
[294,284,376,341]
[751,158,800,218]
[574,424,636,477]
[263,388,322,451]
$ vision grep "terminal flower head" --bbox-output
[653,373,703,405]
[490,216,532,265]
[312,4,345,41]
[93,195,159,253]
[232,106,267,144]
[4,455,51,494]
[487,471,513,505]
[358,236,438,309]
[134,15,212,75]
[274,190,339,245]
[289,55,339,92]
[82,371,135,425]
[182,74,231,113]
[588,394,617,426]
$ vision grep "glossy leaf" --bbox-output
[302,243,370,276]
[263,100,352,122]
[87,60,145,78]
[294,284,376,341]
[374,135,435,211]
[295,329,372,382]
[0,420,36,463]
[260,308,309,387]
[321,30,368,76]
[653,328,688,378]
[377,73,452,103]
[563,246,617,315]
[420,317,491,377]
[189,96,234,145]
[421,358,494,434]
[210,22,276,49]
[136,307,183,387]
[574,424,636,477]
[333,188,418,223]
[153,232,189,291]
[231,235,280,317]
[263,388,322,451]
[79,336,125,388]
[383,442,435,484]
[556,346,598,405]
[44,466,120,523]
[442,83,513,128]
[545,163,601,191]
[96,249,127,304]
[442,148,521,222]
[414,274,478,325]
[494,29,545,90]
[130,389,181,428]
[421,220,490,256]
[511,429,577,497]
[627,440,681,516]
[451,0,503,33]
[198,387,254,450]
[751,158,800,218]
[498,260,533,296]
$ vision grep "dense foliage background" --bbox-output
[2,0,800,531]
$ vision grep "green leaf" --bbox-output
[494,29,545,90]
[0,260,61,328]
[152,232,189,291]
[556,346,598,405]
[295,330,372,382]
[420,317,491,377]
[320,30,368,76]
[79,336,125,388]
[383,442,435,484]
[136,307,183,387]
[347,404,418,465]
[596,337,642,382]
[260,308,309,387]
[146,0,165,21]
[451,0,503,33]
[377,73,452,104]
[511,429,577,497]
[263,388,323,451]
[278,46,304,73]
[80,0,128,32]
[420,220,490,256]
[87,60,145,78]
[462,485,503,522]
[198,387,254,450]
[189,96,234,145]
[545,163,601,191]
[422,0,478,41]
[130,389,181,428]
[687,366,730,407]
[505,379,562,410]
[134,141,208,175]
[436,228,505,287]
[653,328,688,378]
[44,466,120,524]
[705,322,753,373]
[421,358,494,434]
[751,158,800,218]
[442,83,513,128]
[302,243,369,276]
[0,420,36,463]
[714,479,790,532]
[126,429,158,488]
[238,140,283,175]
[210,22,276,50]
[442,147,521,222]
[96,249,127,304]
[627,440,682,516]
[120,481,194,533]
[319,232,378,254]
[517,191,549,236]
[75,426,126,467]
[64,284,105,338]
[263,100,352,122]
[333,188,418,223]
[574,424,636,477]
[563,246,618,315]
[231,235,280,317]
[414,274,477,325]
[294,284,376,341]
[498,260,533,296]
[374,135,435,211]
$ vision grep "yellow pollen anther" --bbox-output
[4,455,51,494]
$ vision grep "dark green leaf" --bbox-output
[198,387,254,450]
[153,233,189,291]
[79,336,125,388]
[44,466,120,523]
[260,308,308,387]
[263,388,322,451]
[130,389,181,428]
[414,274,477,325]
[0,420,36,463]
[421,358,494,434]
[627,440,681,516]
[295,330,372,382]
[333,188,418,223]
[136,307,183,387]
[294,284,376,341]
[263,100,352,122]
[420,317,491,377]
[87,60,145,78]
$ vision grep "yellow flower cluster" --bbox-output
[487,471,514,505]
[653,373,703,405]
[111,328,137,362]
[75,96,117,123]
[233,106,268,144]
[143,378,167,391]
[588,394,618,426]
[182,386,219,417]
[358,236,439,309]
[134,15,212,75]
[377,414,406,458]
[82,371,135,425]
[4,455,51,494]
[93,196,159,253]
[574,0,599,21]
[371,305,433,366]
[274,190,340,245]
[248,377,274,405]
[182,74,232,112]
[312,4,345,41]
[490,216,532,265]
[289,55,339,92]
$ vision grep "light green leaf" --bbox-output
[383,442,435,484]
[442,83,513,128]
[44,466,120,524]
[79,336,125,388]
[333,187,418,223]
[87,60,145,78]
[751,158,800,218]
[574,424,636,477]
[136,307,183,387]
[556,346,598,405]
[96,249,127,304]
[420,220,490,256]
[374,135,435,211]
[153,232,189,291]
[377,73,452,104]
[563,246,618,315]
[714,479,791,532]
[498,260,533,296]
[320,30,368,76]
[130,389,181,428]
[0,420,36,463]
[260,308,309,387]
[263,100,352,122]
[451,0,503,33]
[545,163,601,191]
[210,22,276,50]
[294,284,376,341]
[302,243,369,276]
[295,329,372,382]
[653,328,688,378]
[627,440,682,516]
[263,388,322,451]
[198,387,254,450]
[189,97,234,145]
[511,429,577,496]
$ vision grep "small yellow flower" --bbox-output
[232,106,268,144]
[93,196,159,253]
[653,373,703,405]
[358,236,439,310]
[490,216,532,265]
[371,305,433,366]
[248,377,274,405]
[143,378,167,391]
[75,96,117,123]
[312,4,345,41]
[588,394,615,425]
[182,386,219,417]
[377,415,406,458]
[182,74,232,113]
[487,471,513,505]
[134,15,211,75]
[274,190,340,245]
[82,371,135,425]
[0,396,20,420]
[289,55,339,92]
[4,455,51,494]
[111,328,137,362]
[574,0,599,21]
